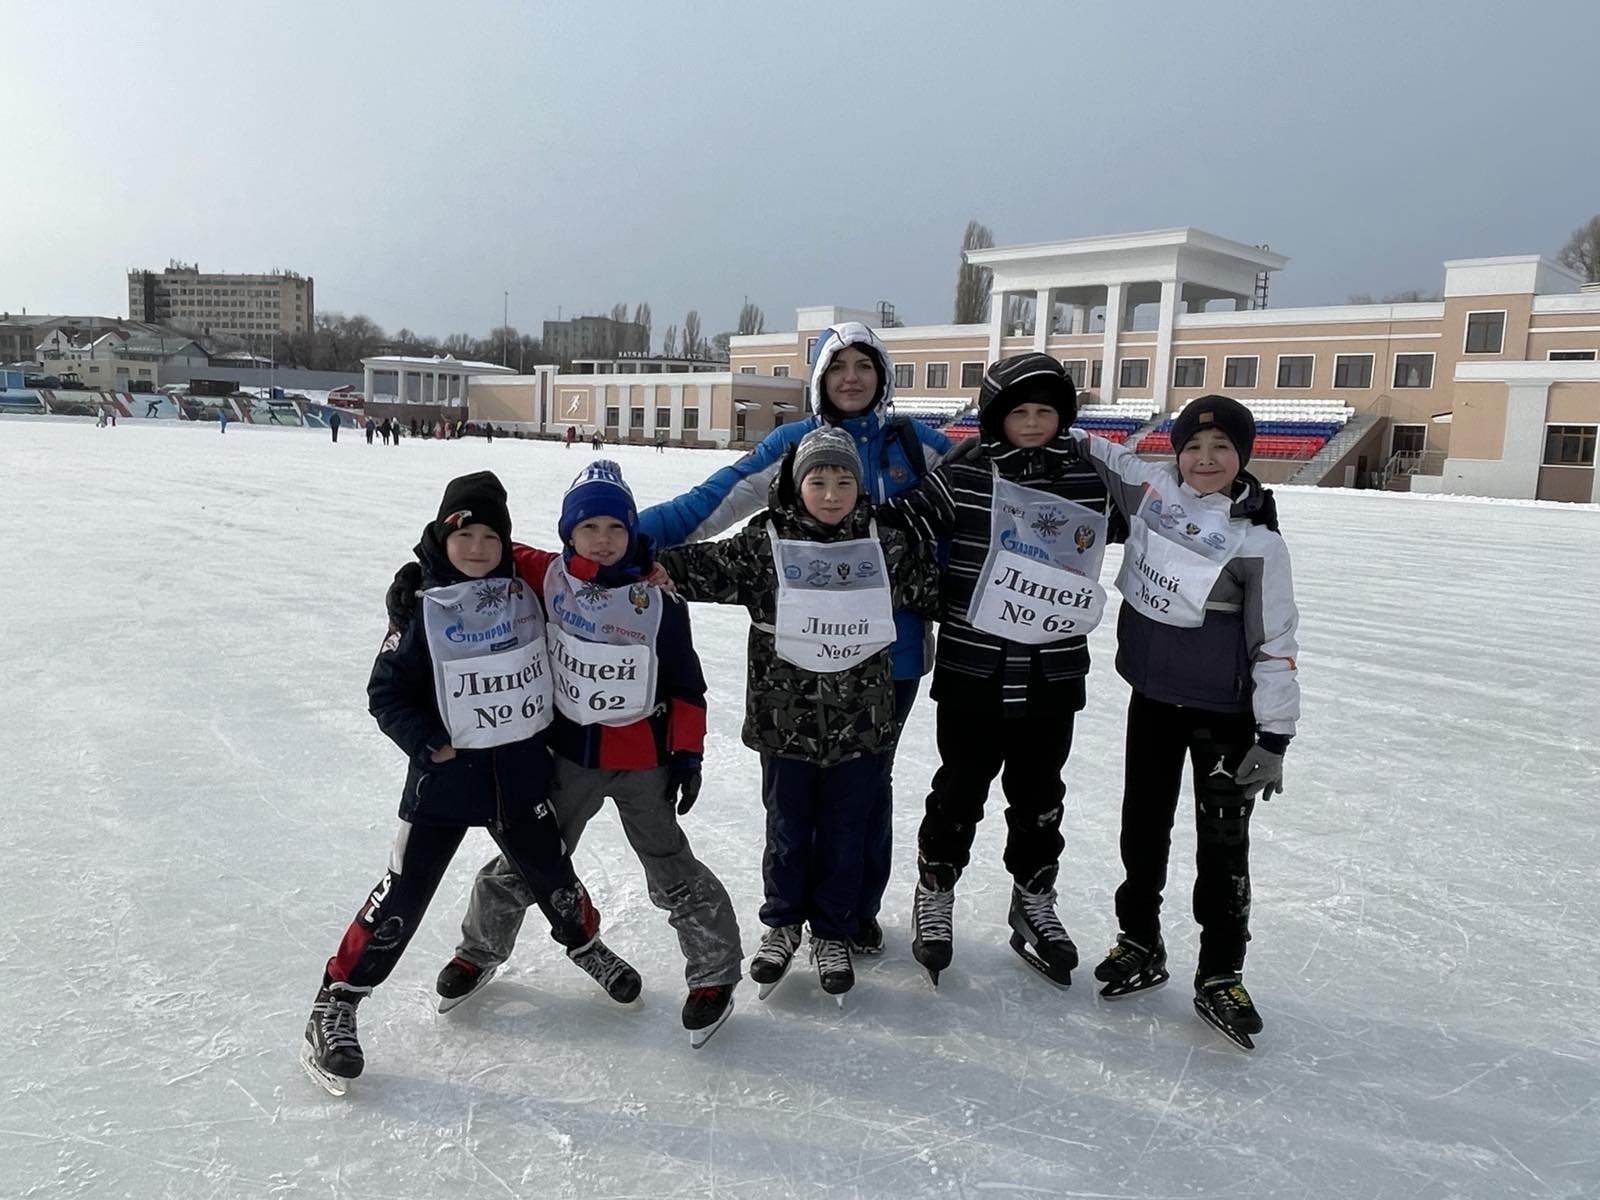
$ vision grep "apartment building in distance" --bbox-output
[541,315,649,367]
[127,263,314,339]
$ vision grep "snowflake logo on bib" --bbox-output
[1031,511,1064,541]
[576,580,609,608]
[805,560,831,586]
[473,581,507,614]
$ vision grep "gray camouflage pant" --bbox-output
[457,760,744,988]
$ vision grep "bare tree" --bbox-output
[1558,213,1600,282]
[954,219,995,324]
[1006,294,1035,336]
[662,324,678,358]
[682,310,702,358]
[737,301,766,336]
[609,302,628,323]
[633,302,652,348]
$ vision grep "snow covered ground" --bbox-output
[4,417,1597,1200]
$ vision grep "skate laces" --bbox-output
[570,939,631,990]
[810,937,851,975]
[1202,974,1253,1014]
[1016,889,1068,940]
[915,883,954,941]
[753,924,802,966]
[318,993,361,1053]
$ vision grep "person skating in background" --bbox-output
[387,462,744,1047]
[1069,394,1299,1050]
[329,410,342,442]
[879,354,1117,988]
[301,471,641,1096]
[655,427,940,1002]
[637,323,951,958]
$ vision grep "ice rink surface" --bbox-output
[4,418,1597,1199]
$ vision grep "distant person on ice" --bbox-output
[145,397,160,418]
[300,471,642,1096]
[386,461,744,1046]
[217,408,227,434]
[1070,394,1299,1049]
[329,410,341,442]
[655,427,940,1002]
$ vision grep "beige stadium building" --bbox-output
[383,227,1598,502]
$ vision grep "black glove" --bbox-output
[385,561,422,630]
[667,756,703,816]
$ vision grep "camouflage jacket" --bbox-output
[658,463,940,766]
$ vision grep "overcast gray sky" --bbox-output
[4,0,1596,342]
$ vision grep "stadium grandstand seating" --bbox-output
[894,397,972,435]
[1134,398,1352,458]
[939,401,1160,443]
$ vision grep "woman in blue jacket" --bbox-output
[638,322,951,954]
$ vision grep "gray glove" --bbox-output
[1233,744,1285,801]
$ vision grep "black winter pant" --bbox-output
[760,751,884,940]
[858,678,921,925]
[917,694,1076,893]
[324,811,593,992]
[1115,690,1257,976]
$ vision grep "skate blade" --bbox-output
[688,998,734,1049]
[1193,997,1256,1051]
[437,964,499,1014]
[299,1040,350,1097]
[1098,970,1170,1000]
[755,961,794,1001]
[1010,934,1072,989]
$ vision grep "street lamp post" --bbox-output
[502,291,509,366]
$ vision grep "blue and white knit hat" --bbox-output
[558,459,638,543]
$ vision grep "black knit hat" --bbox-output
[977,353,1078,442]
[1169,395,1255,467]
[435,470,512,543]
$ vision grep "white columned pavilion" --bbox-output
[360,354,515,415]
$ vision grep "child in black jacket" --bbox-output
[299,472,640,1096]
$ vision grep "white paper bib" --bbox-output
[421,576,553,748]
[768,521,896,673]
[543,562,663,726]
[1114,485,1239,628]
[967,475,1109,643]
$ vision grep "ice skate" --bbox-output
[567,937,642,1004]
[1193,972,1262,1051]
[850,916,885,957]
[435,956,499,1014]
[910,865,956,986]
[810,935,854,1004]
[750,924,803,1000]
[300,982,366,1096]
[1094,934,1170,999]
[1008,886,1078,988]
[682,984,736,1049]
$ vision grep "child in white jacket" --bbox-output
[1070,394,1299,1047]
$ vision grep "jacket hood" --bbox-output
[808,322,894,419]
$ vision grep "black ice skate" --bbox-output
[435,955,499,1014]
[1094,934,1170,999]
[1008,886,1078,988]
[567,937,642,1004]
[810,935,854,1003]
[911,864,956,986]
[1193,972,1263,1051]
[750,924,803,1000]
[300,981,367,1097]
[850,916,885,957]
[682,984,736,1049]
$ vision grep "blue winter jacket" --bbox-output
[636,322,952,679]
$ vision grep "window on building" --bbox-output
[1060,359,1087,389]
[806,337,818,362]
[1333,353,1374,388]
[1091,359,1103,388]
[1465,310,1506,354]
[739,366,756,375]
[1391,424,1426,456]
[655,407,671,428]
[734,414,747,441]
[1172,357,1205,388]
[773,365,790,378]
[1277,355,1314,388]
[894,362,914,389]
[926,362,949,388]
[683,408,699,430]
[960,361,984,388]
[629,407,644,429]
[1224,356,1258,389]
[1119,358,1149,388]
[1393,353,1434,388]
[1543,425,1597,466]
[1548,349,1598,361]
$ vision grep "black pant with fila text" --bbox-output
[324,806,593,992]
[1115,690,1258,976]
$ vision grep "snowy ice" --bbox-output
[2,417,1597,1199]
